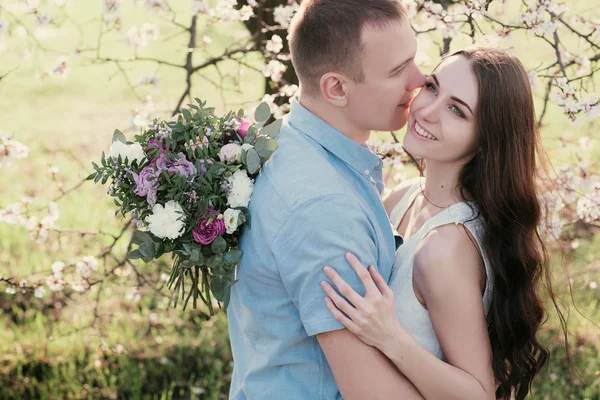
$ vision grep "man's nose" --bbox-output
[408,66,426,91]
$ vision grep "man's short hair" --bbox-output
[289,0,407,96]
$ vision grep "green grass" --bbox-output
[0,1,599,399]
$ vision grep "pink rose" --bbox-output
[192,211,226,245]
[237,117,251,138]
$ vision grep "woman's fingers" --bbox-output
[323,265,368,308]
[324,297,361,334]
[345,252,380,297]
[369,265,393,298]
[321,280,360,320]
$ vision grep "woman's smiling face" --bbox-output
[403,55,479,165]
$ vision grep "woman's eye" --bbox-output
[450,105,465,118]
[425,82,437,95]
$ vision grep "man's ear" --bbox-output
[320,72,349,107]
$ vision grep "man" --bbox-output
[227,1,426,398]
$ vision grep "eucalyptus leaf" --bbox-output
[127,249,142,259]
[190,248,204,265]
[112,129,127,144]
[254,102,271,123]
[211,276,227,302]
[132,230,153,245]
[246,148,261,175]
[260,119,283,139]
[254,138,279,159]
[211,236,227,254]
[224,249,242,266]
[206,253,224,270]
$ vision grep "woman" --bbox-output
[320,46,566,399]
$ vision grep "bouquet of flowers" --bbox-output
[87,99,280,313]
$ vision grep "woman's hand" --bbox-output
[321,252,403,351]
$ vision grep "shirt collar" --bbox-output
[287,99,383,179]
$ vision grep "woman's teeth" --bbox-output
[415,123,438,141]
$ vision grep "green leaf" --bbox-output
[190,248,204,265]
[245,127,257,143]
[211,236,227,254]
[237,109,244,118]
[254,102,271,123]
[224,249,242,266]
[260,119,283,139]
[86,172,97,181]
[223,283,232,310]
[211,276,227,302]
[246,148,261,175]
[206,253,224,270]
[112,129,127,143]
[182,108,193,122]
[132,230,153,245]
[254,138,279,159]
[139,242,156,263]
[127,249,142,259]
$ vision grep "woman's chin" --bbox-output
[402,135,428,160]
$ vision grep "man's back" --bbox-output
[227,101,397,399]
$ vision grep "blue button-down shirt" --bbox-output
[227,100,397,400]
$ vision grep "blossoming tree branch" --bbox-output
[0,0,599,318]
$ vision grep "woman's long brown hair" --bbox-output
[443,47,569,399]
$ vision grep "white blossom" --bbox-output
[46,274,65,291]
[273,3,299,28]
[226,170,254,208]
[145,201,186,239]
[239,5,254,21]
[76,256,98,278]
[0,134,29,168]
[140,23,160,42]
[103,0,121,13]
[70,280,89,292]
[262,60,287,82]
[266,35,284,54]
[34,286,46,298]
[224,208,242,234]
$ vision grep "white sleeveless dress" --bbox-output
[388,178,494,360]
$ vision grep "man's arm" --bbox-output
[272,193,424,399]
[318,329,424,399]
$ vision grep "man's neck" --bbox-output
[298,95,370,144]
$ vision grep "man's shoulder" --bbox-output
[259,124,354,206]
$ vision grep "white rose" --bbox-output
[145,200,186,239]
[218,143,242,164]
[224,208,242,234]
[109,141,145,164]
[109,140,130,160]
[128,143,146,164]
[227,169,254,208]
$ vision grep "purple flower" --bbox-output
[132,166,158,196]
[155,152,197,177]
[192,210,226,245]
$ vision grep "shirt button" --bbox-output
[364,169,370,176]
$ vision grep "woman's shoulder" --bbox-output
[383,176,424,215]
[413,223,485,294]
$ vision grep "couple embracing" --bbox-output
[228,1,553,399]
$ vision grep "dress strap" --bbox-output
[388,177,425,230]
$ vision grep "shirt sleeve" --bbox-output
[271,193,379,337]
